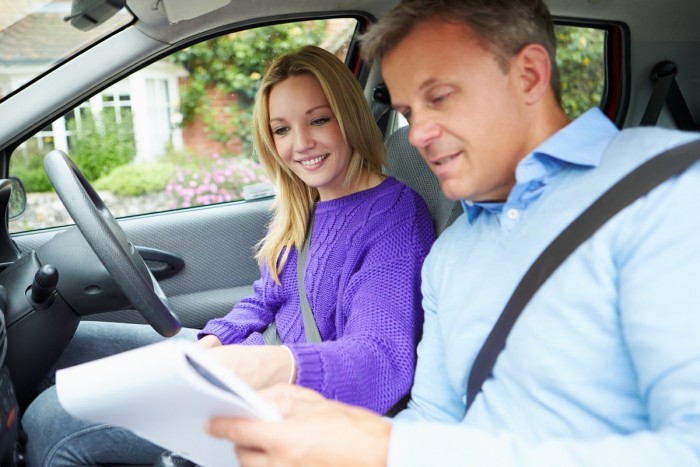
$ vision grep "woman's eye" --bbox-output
[272,126,289,136]
[311,117,330,126]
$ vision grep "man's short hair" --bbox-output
[360,0,561,103]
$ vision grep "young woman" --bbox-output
[22,45,435,466]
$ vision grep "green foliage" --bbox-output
[94,162,177,196]
[556,25,606,119]
[169,22,327,154]
[10,140,53,193]
[67,109,136,181]
[201,101,254,152]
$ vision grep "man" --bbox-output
[207,0,700,465]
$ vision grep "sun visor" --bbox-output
[159,0,232,23]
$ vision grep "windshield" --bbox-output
[0,0,132,103]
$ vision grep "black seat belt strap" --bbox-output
[465,139,700,412]
[372,83,393,137]
[640,61,698,130]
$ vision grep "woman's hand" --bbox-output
[197,334,223,349]
[207,344,295,389]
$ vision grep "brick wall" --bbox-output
[180,80,246,157]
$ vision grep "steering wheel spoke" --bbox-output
[43,150,182,337]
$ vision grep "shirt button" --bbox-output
[506,208,519,220]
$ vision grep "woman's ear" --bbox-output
[513,43,552,105]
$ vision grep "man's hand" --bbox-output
[207,384,391,467]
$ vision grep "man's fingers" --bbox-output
[207,417,278,450]
[236,446,270,467]
[206,386,327,448]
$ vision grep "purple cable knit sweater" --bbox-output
[199,177,435,413]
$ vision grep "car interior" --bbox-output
[0,0,699,464]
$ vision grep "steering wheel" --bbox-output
[43,149,182,337]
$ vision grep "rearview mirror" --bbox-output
[65,0,126,31]
[8,177,27,221]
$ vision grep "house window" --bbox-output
[143,78,174,161]
[103,92,133,125]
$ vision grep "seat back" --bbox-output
[384,125,461,235]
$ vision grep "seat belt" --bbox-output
[262,207,322,345]
[640,61,698,130]
[295,208,322,343]
[465,139,700,412]
[372,83,393,137]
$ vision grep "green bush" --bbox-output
[94,162,177,196]
[9,143,53,193]
[556,25,605,119]
[68,110,136,181]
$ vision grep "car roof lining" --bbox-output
[125,0,700,46]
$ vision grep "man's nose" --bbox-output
[408,112,441,150]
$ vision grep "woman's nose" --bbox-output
[294,128,314,154]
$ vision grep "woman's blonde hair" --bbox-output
[253,45,386,283]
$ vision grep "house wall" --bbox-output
[179,81,246,159]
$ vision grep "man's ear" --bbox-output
[513,43,552,105]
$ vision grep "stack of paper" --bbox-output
[56,339,280,467]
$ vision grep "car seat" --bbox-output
[383,125,462,235]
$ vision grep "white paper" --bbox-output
[56,339,280,467]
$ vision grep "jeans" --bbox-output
[21,321,200,467]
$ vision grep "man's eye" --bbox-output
[429,87,456,107]
[272,127,289,136]
[431,93,449,105]
[311,117,330,126]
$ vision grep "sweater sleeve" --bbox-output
[197,264,281,345]
[288,200,435,414]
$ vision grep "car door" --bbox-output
[7,18,361,330]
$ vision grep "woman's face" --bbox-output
[268,74,354,201]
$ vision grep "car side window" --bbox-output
[9,19,359,233]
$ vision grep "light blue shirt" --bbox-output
[463,108,615,228]
[389,108,700,466]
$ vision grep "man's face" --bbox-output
[382,19,535,202]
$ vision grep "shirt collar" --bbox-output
[462,108,619,224]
